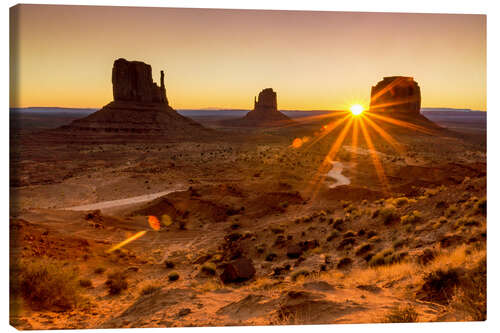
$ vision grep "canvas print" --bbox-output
[9,4,486,329]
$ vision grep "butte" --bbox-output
[368,76,440,129]
[227,88,292,127]
[58,58,211,140]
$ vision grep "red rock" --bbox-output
[369,76,421,114]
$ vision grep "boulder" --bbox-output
[286,244,303,259]
[220,257,256,283]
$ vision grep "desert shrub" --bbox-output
[386,251,408,265]
[140,283,162,296]
[179,220,187,230]
[357,229,366,236]
[326,231,339,241]
[425,188,439,197]
[378,205,400,224]
[474,198,486,216]
[79,278,93,288]
[418,249,436,265]
[265,253,278,262]
[337,237,356,250]
[337,257,353,269]
[419,268,463,304]
[290,269,310,281]
[333,218,343,230]
[401,210,422,224]
[105,271,128,295]
[17,258,80,310]
[341,200,351,208]
[456,217,480,229]
[164,260,175,269]
[371,208,380,218]
[394,197,409,207]
[201,262,217,275]
[369,253,387,267]
[384,305,419,323]
[343,230,356,238]
[369,249,408,267]
[393,238,406,249]
[445,205,458,217]
[168,271,180,281]
[355,243,372,256]
[367,230,378,238]
[450,258,486,321]
[438,216,448,224]
[435,200,448,209]
[94,267,106,274]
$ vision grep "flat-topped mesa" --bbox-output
[112,58,168,104]
[253,88,277,112]
[369,76,421,114]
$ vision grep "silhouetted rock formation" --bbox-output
[112,58,167,104]
[369,76,421,114]
[254,88,277,113]
[225,88,291,127]
[59,58,209,138]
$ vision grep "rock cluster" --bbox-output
[369,76,421,114]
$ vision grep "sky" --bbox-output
[10,5,486,110]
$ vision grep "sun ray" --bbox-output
[303,114,351,151]
[359,118,390,193]
[365,112,436,135]
[363,115,406,156]
[107,230,148,253]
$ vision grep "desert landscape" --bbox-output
[9,56,486,329]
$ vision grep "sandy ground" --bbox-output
[10,111,486,329]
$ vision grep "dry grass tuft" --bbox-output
[384,304,419,323]
[15,258,80,311]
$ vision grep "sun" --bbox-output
[350,104,364,116]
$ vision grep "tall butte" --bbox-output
[60,58,208,137]
[369,76,421,114]
[367,76,440,129]
[228,88,291,126]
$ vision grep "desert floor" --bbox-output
[10,111,486,329]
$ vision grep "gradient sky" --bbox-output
[10,5,486,110]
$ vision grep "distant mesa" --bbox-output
[59,58,208,137]
[225,88,291,127]
[369,76,421,114]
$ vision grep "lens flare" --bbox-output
[350,104,364,116]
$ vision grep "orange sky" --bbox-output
[10,5,486,110]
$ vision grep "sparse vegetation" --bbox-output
[168,271,180,281]
[140,283,162,296]
[201,262,217,275]
[384,304,419,323]
[290,269,310,281]
[79,278,93,288]
[401,210,422,224]
[16,258,80,311]
[378,205,400,224]
[105,271,128,295]
[394,197,409,207]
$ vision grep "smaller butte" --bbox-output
[227,88,291,127]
